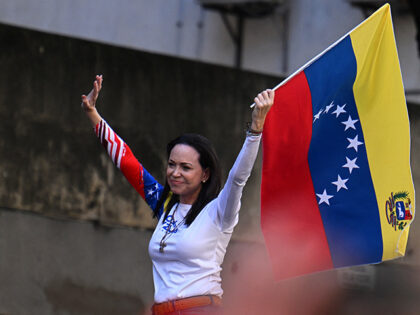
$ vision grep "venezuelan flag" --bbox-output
[261,4,415,280]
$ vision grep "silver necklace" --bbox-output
[159,204,186,253]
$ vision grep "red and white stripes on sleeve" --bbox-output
[94,119,164,215]
[96,119,125,169]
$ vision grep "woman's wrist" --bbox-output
[246,122,263,136]
[84,107,102,128]
[250,120,264,133]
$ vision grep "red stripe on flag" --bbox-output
[261,71,333,280]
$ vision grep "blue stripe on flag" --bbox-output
[304,36,383,267]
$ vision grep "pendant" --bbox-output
[159,242,166,253]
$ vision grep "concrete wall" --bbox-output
[1,207,420,315]
[0,22,278,236]
[0,208,153,315]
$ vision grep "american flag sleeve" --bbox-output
[95,120,164,217]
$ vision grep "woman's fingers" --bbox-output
[261,89,274,104]
[94,75,102,91]
[254,96,263,107]
[93,81,99,100]
[261,90,269,103]
[81,94,91,111]
[93,75,102,96]
[254,89,274,110]
[93,75,103,100]
[81,75,103,111]
[89,75,103,104]
[250,89,275,131]
[97,75,103,90]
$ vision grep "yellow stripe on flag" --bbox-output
[350,4,415,260]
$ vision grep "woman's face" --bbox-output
[166,144,209,204]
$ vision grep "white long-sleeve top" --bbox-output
[95,120,261,303]
[149,135,261,302]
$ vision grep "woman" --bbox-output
[81,75,274,314]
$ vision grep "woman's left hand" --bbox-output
[251,89,275,132]
[81,75,103,113]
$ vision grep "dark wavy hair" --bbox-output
[153,133,222,226]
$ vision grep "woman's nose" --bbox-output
[172,167,181,177]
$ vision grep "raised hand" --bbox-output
[81,75,103,127]
[251,89,275,132]
[81,74,103,112]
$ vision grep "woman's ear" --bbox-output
[202,168,210,183]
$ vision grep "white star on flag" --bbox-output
[313,109,323,122]
[332,104,346,117]
[325,102,334,113]
[316,189,333,205]
[343,157,359,174]
[332,175,349,192]
[341,115,359,131]
[347,135,363,152]
[147,189,154,196]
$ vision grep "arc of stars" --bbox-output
[313,101,365,207]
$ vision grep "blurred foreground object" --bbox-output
[261,4,415,280]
